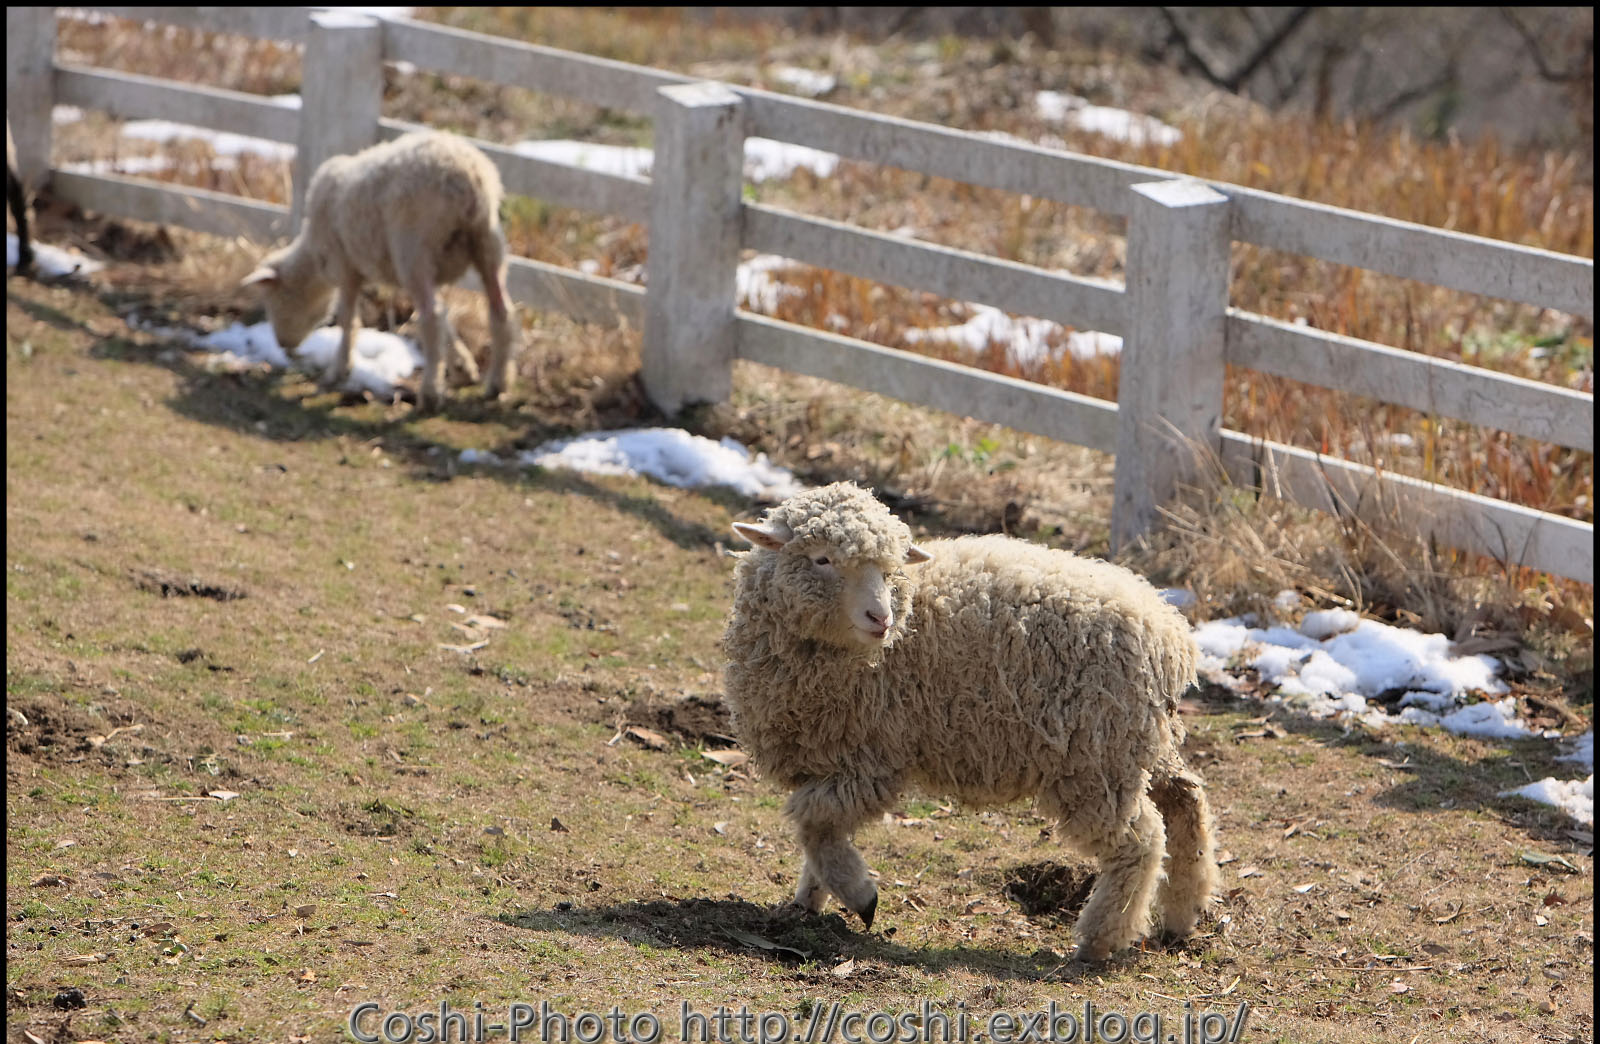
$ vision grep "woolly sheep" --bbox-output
[7,119,33,274]
[723,482,1219,962]
[242,130,519,410]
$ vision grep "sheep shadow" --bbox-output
[497,896,1134,986]
[1190,680,1590,850]
[79,320,735,553]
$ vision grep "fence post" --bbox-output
[1111,179,1231,554]
[6,7,56,189]
[641,82,745,415]
[292,11,384,232]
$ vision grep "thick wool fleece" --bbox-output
[723,482,1219,960]
[250,130,517,408]
[293,131,503,293]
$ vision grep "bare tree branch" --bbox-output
[1160,7,1316,93]
[1499,7,1593,82]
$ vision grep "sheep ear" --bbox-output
[732,521,792,551]
[904,544,933,565]
[240,266,279,288]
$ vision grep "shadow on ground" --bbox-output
[497,895,1150,985]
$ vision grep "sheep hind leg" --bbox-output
[1149,761,1219,941]
[438,310,479,384]
[474,231,520,401]
[1061,793,1166,963]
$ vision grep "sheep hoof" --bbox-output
[857,892,877,930]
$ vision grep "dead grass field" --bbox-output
[8,8,1595,1044]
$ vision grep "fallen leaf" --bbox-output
[1293,883,1316,893]
[701,749,748,767]
[550,817,569,833]
[140,922,176,937]
[438,640,489,654]
[1519,850,1580,874]
[1332,909,1352,921]
[208,790,240,802]
[59,953,108,966]
[713,822,728,836]
[832,958,856,978]
[297,968,316,985]
[463,614,507,630]
[1237,866,1262,879]
[31,874,70,887]
[1389,980,1411,994]
[294,904,317,919]
[1534,914,1549,926]
[53,839,77,851]
[624,727,669,751]
[722,928,808,962]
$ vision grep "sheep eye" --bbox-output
[811,556,831,567]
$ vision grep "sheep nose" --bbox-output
[864,608,889,627]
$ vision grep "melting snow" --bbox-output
[1035,91,1182,147]
[7,234,105,277]
[519,428,803,501]
[773,66,837,98]
[511,136,838,184]
[149,318,420,396]
[118,119,296,163]
[903,304,1121,368]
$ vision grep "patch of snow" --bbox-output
[737,254,805,314]
[1064,330,1123,361]
[1036,90,1182,147]
[1500,776,1593,826]
[7,235,105,276]
[512,139,654,179]
[1556,732,1594,771]
[743,137,840,183]
[773,66,837,98]
[119,119,296,163]
[1499,731,1595,825]
[172,320,421,396]
[510,137,838,185]
[1161,588,1197,610]
[1300,608,1361,640]
[903,304,1063,368]
[523,428,804,501]
[53,105,86,125]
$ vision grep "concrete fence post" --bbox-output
[292,11,384,231]
[641,81,745,416]
[1111,180,1232,554]
[6,7,57,189]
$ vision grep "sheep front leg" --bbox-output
[784,775,897,929]
[323,278,362,391]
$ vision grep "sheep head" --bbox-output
[240,245,335,350]
[732,483,932,657]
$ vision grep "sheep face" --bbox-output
[240,249,335,350]
[732,482,932,655]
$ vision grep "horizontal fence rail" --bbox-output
[11,6,1594,583]
[1227,311,1594,451]
[742,205,1128,334]
[736,314,1122,454]
[1219,433,1595,583]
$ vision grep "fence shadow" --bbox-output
[498,896,1150,985]
[1190,682,1589,850]
[82,310,737,553]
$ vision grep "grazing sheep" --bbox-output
[723,482,1219,962]
[242,130,518,410]
[6,119,33,274]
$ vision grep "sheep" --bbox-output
[241,130,519,410]
[7,119,34,275]
[722,481,1219,962]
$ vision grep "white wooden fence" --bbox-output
[7,7,1594,583]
